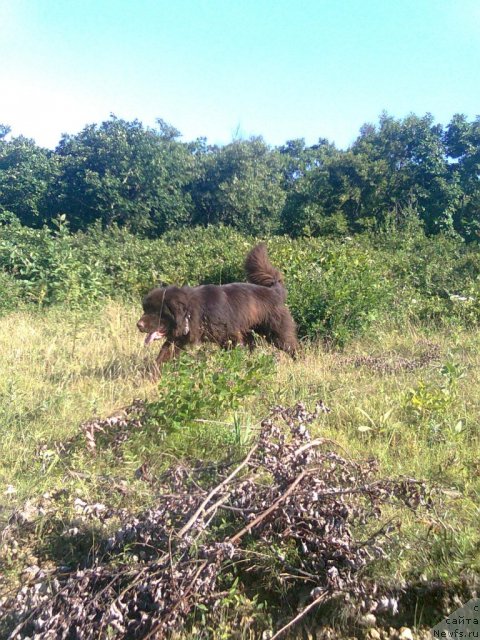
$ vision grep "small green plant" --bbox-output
[194,577,270,639]
[356,406,396,435]
[404,360,464,442]
[406,361,463,418]
[146,349,275,433]
[406,380,451,420]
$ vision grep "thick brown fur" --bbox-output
[137,244,299,368]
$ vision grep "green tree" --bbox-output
[280,141,377,236]
[444,114,480,240]
[282,114,462,238]
[0,128,57,226]
[280,147,345,237]
[279,137,335,186]
[190,137,286,234]
[51,116,195,234]
[352,113,459,233]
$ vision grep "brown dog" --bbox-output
[137,244,298,368]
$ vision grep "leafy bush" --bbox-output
[373,230,480,325]
[271,238,391,345]
[0,270,26,312]
[0,216,112,306]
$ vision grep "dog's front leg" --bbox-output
[157,341,180,364]
[151,341,180,377]
[243,331,257,353]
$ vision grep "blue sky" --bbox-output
[1,0,479,149]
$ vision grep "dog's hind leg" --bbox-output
[220,331,247,350]
[268,311,299,358]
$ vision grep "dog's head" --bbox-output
[137,286,190,345]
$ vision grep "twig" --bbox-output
[202,492,233,519]
[355,516,399,548]
[269,591,330,640]
[294,437,326,456]
[193,418,238,426]
[192,493,235,542]
[229,469,308,544]
[142,559,209,640]
[177,443,258,538]
[310,479,386,496]
[238,548,318,581]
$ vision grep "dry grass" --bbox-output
[277,324,480,582]
[0,303,157,497]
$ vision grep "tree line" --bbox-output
[0,112,479,240]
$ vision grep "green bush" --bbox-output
[1,216,479,341]
[0,216,111,307]
[146,348,274,433]
[119,349,274,465]
[373,230,480,325]
[268,237,392,345]
[0,270,26,312]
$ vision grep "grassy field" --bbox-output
[1,302,479,637]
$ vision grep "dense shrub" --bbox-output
[273,239,392,345]
[0,216,112,306]
[372,231,480,325]
[0,270,26,312]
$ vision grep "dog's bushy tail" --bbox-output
[245,244,284,288]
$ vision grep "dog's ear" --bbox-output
[165,298,190,338]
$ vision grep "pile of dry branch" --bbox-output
[4,402,430,639]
